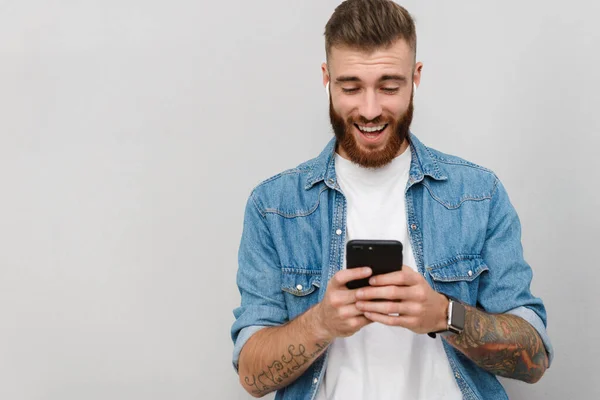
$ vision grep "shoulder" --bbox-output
[247,155,327,218]
[422,144,502,205]
[428,145,496,176]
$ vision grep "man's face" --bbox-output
[323,39,422,168]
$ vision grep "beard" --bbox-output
[329,96,414,169]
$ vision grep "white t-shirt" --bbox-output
[315,148,462,400]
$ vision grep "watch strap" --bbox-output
[427,293,464,338]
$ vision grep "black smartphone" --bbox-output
[345,239,403,290]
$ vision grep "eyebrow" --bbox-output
[380,74,407,82]
[335,76,361,83]
[335,74,407,83]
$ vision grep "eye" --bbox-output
[341,88,360,94]
[381,87,399,94]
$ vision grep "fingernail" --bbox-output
[369,277,376,285]
[356,289,363,299]
[356,301,363,309]
[364,312,372,318]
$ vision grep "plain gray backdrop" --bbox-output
[1,1,598,399]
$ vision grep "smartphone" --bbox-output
[345,239,403,290]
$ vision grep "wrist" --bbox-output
[307,304,335,342]
[435,292,450,332]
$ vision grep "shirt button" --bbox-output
[296,284,303,291]
[468,270,473,277]
[328,178,335,185]
[335,229,342,235]
[313,378,318,384]
[411,224,417,230]
[455,372,461,379]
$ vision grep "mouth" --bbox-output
[354,123,389,143]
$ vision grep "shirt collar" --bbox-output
[304,133,447,190]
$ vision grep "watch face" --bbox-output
[452,301,466,331]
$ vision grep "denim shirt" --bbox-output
[231,134,554,400]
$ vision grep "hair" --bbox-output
[324,0,417,61]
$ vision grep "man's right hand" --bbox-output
[237,267,373,397]
[313,267,373,340]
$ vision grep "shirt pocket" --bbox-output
[426,255,488,305]
[281,268,322,320]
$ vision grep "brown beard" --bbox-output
[329,96,414,169]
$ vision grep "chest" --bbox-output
[271,183,491,320]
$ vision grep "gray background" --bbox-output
[0,0,597,399]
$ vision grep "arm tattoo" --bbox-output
[244,341,330,396]
[446,306,548,383]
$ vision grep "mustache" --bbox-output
[348,116,389,125]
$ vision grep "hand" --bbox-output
[354,266,448,334]
[313,267,374,340]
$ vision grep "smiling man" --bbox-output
[231,1,553,399]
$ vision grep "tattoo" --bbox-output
[244,341,330,396]
[446,306,548,383]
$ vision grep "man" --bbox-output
[231,1,553,399]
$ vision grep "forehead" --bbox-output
[328,39,414,79]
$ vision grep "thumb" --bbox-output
[331,267,372,288]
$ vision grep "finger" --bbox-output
[328,289,360,307]
[349,315,372,331]
[363,311,413,327]
[356,300,402,315]
[331,267,372,288]
[357,300,419,316]
[356,285,408,301]
[369,267,420,287]
[337,304,365,319]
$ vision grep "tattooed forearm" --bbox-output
[244,341,330,396]
[445,306,548,383]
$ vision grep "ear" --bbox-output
[321,62,330,89]
[413,62,423,89]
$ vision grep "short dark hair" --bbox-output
[324,0,417,61]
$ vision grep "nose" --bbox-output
[358,90,382,121]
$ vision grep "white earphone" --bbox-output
[413,82,417,93]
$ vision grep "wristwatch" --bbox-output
[427,293,466,338]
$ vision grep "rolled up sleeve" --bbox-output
[231,192,288,372]
[478,178,554,366]
[505,306,554,365]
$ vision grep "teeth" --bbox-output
[358,124,386,133]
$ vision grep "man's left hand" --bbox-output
[355,266,449,334]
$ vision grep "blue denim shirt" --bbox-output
[231,134,553,400]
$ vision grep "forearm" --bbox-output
[238,306,331,397]
[445,305,548,383]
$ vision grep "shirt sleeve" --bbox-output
[230,192,289,372]
[477,178,554,366]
